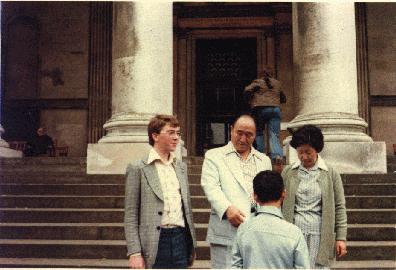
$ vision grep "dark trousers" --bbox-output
[153,227,189,269]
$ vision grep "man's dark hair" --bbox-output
[253,170,284,203]
[289,124,324,153]
[231,113,256,128]
[147,115,179,146]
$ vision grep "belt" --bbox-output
[161,224,179,228]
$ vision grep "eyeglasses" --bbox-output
[160,130,182,137]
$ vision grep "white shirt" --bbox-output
[147,148,185,228]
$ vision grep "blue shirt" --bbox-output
[231,205,310,269]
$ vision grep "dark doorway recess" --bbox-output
[195,38,257,155]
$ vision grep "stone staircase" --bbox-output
[0,156,395,269]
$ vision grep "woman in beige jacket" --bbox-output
[281,125,347,268]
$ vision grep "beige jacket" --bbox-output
[281,160,347,267]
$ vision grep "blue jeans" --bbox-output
[253,106,283,159]
[153,227,189,269]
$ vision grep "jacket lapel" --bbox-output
[142,161,164,201]
[288,169,301,201]
[174,160,188,204]
[224,153,248,194]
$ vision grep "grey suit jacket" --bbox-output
[124,155,197,268]
[201,142,272,246]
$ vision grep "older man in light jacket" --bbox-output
[201,114,272,268]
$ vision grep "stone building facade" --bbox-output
[0,2,394,173]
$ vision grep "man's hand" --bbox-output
[336,240,347,257]
[129,254,145,269]
[226,205,246,227]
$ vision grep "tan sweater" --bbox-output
[244,77,282,108]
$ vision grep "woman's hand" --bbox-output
[336,240,347,257]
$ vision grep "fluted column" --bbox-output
[88,2,112,143]
[286,3,386,173]
[0,2,22,158]
[87,1,173,173]
[99,1,173,143]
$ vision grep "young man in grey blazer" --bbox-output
[124,115,196,269]
[201,114,272,268]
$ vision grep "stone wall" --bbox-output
[2,2,89,156]
[41,110,88,157]
[367,3,396,155]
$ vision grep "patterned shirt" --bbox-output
[292,155,328,234]
[147,148,185,228]
[230,144,258,205]
[231,205,310,269]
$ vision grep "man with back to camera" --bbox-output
[231,170,310,269]
[124,115,196,269]
[244,68,285,170]
[201,114,272,268]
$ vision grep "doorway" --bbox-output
[195,38,257,155]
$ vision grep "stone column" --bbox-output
[0,2,22,158]
[285,2,386,173]
[87,1,173,173]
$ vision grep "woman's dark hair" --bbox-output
[290,125,324,153]
[253,170,284,203]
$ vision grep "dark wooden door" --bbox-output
[196,38,257,155]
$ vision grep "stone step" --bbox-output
[1,166,86,173]
[0,258,128,268]
[348,209,396,224]
[343,184,396,196]
[183,156,204,166]
[188,174,201,185]
[338,241,396,261]
[192,241,396,261]
[188,165,203,174]
[0,184,125,196]
[0,239,210,260]
[347,224,396,241]
[345,196,396,209]
[191,195,396,210]
[0,223,125,240]
[193,223,396,242]
[0,257,211,269]
[3,222,393,243]
[0,157,86,166]
[191,183,396,197]
[192,208,396,224]
[331,260,396,269]
[342,174,396,184]
[0,208,124,223]
[0,195,124,208]
[0,174,125,184]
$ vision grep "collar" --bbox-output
[255,205,284,219]
[224,141,262,161]
[147,147,175,166]
[291,154,328,171]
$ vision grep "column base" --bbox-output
[87,143,151,174]
[288,112,372,142]
[99,113,154,143]
[0,145,23,158]
[285,141,387,174]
